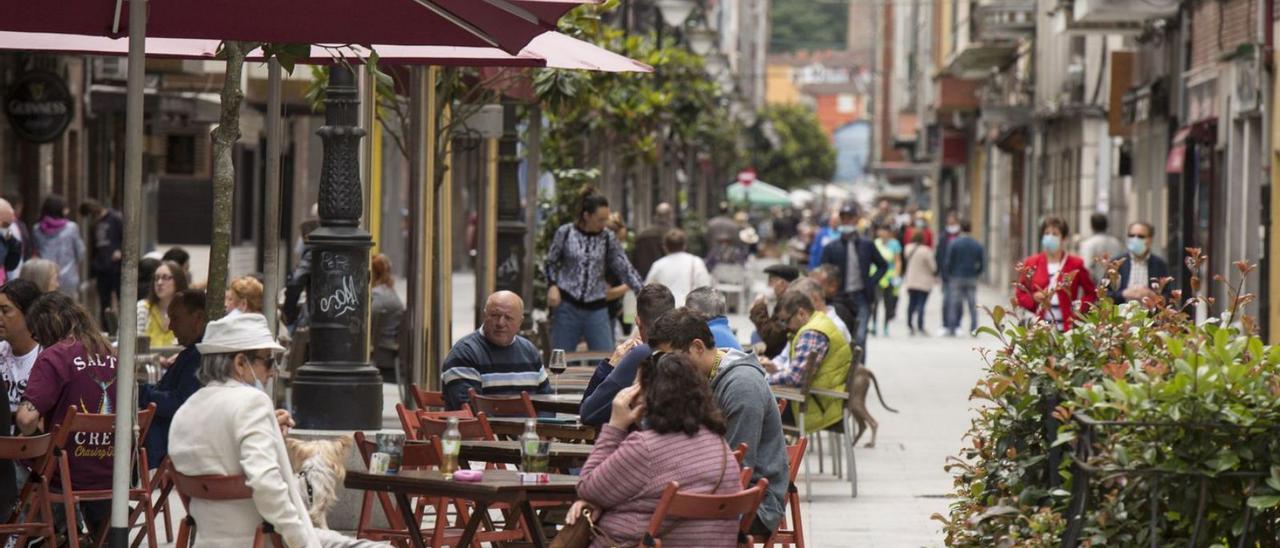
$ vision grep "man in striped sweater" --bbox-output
[441,291,550,410]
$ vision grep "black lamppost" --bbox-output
[292,66,383,430]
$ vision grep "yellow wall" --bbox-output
[766,64,801,105]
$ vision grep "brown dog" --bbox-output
[846,366,897,448]
[285,436,353,530]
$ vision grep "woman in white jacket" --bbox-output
[168,313,384,548]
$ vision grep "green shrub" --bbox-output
[938,254,1280,546]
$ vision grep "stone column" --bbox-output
[292,66,383,430]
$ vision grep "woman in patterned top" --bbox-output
[545,187,644,351]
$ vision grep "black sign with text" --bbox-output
[5,71,73,144]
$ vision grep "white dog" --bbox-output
[285,436,353,530]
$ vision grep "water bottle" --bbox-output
[441,417,462,479]
[520,419,549,473]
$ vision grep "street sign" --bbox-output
[737,169,756,186]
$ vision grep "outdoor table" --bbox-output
[345,468,578,548]
[487,416,597,442]
[530,393,583,415]
[460,439,594,469]
[564,351,609,367]
[771,385,858,498]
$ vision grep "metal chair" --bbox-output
[713,263,749,314]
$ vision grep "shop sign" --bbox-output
[5,71,73,143]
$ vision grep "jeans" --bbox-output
[943,277,979,332]
[907,289,929,331]
[552,301,615,351]
[832,291,871,362]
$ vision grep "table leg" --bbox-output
[393,492,427,548]
[457,501,490,546]
[518,501,550,548]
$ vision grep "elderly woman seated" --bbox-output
[168,313,384,548]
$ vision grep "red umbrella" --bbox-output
[5,0,590,54]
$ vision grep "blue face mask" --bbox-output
[1041,234,1061,253]
[1127,237,1148,256]
[838,225,856,235]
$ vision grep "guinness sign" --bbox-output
[5,71,73,143]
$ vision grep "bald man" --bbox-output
[0,200,22,283]
[441,291,550,410]
[632,202,676,278]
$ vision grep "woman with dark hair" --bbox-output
[544,187,644,351]
[16,292,117,538]
[566,353,741,547]
[370,254,404,382]
[0,279,41,515]
[30,194,85,298]
[1015,216,1097,330]
[137,260,190,347]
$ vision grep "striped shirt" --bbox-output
[578,425,741,547]
[441,330,550,411]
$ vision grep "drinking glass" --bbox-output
[549,349,567,394]
[520,440,551,473]
[375,433,406,474]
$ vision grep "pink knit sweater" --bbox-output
[578,424,741,547]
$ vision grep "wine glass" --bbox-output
[549,349,567,394]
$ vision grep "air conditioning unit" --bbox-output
[93,58,128,82]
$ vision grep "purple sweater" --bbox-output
[578,424,741,547]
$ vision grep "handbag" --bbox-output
[551,442,731,548]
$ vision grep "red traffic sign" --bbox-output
[737,169,757,186]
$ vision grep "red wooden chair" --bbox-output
[777,399,788,416]
[170,472,283,548]
[42,404,159,548]
[762,437,809,547]
[466,389,537,418]
[0,434,56,547]
[395,403,423,441]
[731,443,748,466]
[417,412,495,442]
[644,479,770,547]
[409,386,447,410]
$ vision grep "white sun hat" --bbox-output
[196,312,286,355]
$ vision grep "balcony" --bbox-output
[975,0,1036,41]
[1072,0,1178,26]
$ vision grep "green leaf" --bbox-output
[1247,495,1280,509]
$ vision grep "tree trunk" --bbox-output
[207,41,251,320]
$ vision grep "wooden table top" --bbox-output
[459,440,593,468]
[345,468,578,502]
[487,417,597,442]
[529,393,583,415]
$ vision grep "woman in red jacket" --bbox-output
[1015,216,1097,330]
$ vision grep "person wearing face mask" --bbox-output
[545,186,644,351]
[902,212,935,249]
[1015,217,1097,331]
[168,313,383,547]
[1110,221,1171,305]
[819,205,888,359]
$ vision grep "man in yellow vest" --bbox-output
[763,289,852,432]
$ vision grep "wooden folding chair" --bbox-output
[777,399,788,416]
[762,437,809,547]
[130,457,176,548]
[416,412,495,442]
[42,404,159,548]
[466,389,537,418]
[170,472,283,548]
[409,386,447,410]
[0,434,56,547]
[395,403,424,441]
[643,479,770,547]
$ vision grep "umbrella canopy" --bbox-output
[6,0,583,54]
[0,30,651,73]
[727,181,792,208]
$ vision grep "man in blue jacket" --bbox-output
[685,286,743,350]
[940,220,985,336]
[578,284,675,426]
[820,205,888,360]
[1110,221,1172,304]
[139,289,206,469]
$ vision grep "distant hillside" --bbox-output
[769,0,850,54]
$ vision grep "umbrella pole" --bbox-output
[110,0,147,544]
[263,59,283,331]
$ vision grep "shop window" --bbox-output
[166,135,196,175]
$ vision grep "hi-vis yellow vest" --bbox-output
[788,310,852,432]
